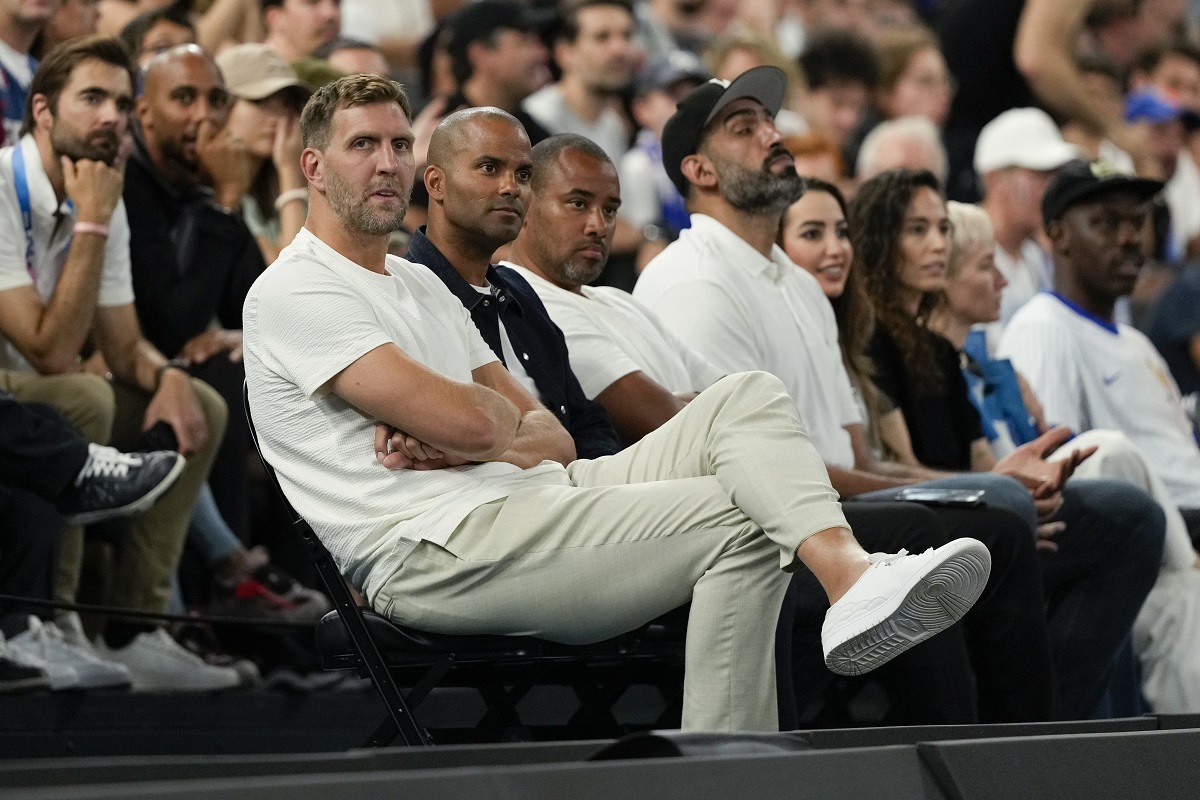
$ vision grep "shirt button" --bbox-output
[482,299,490,306]
[522,353,529,361]
[499,295,506,302]
[559,405,567,414]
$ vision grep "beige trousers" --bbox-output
[1,369,226,613]
[373,371,849,731]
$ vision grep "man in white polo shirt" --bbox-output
[243,73,993,731]
[634,67,1167,720]
[999,158,1200,538]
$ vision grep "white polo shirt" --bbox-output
[243,228,570,602]
[633,214,860,469]
[504,263,723,398]
[0,136,134,372]
[998,291,1200,508]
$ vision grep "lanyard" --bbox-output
[12,143,36,280]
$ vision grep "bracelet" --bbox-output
[73,221,109,238]
[274,188,309,211]
[154,358,189,389]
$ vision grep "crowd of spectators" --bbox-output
[2,0,1200,734]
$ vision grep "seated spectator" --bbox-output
[261,0,340,64]
[999,158,1200,542]
[34,0,100,59]
[787,169,1161,719]
[618,52,709,267]
[782,130,845,187]
[1146,259,1200,404]
[0,35,233,691]
[634,0,709,62]
[872,24,951,128]
[523,0,636,163]
[931,199,1200,713]
[0,0,57,145]
[975,108,1081,347]
[126,45,263,538]
[118,3,196,68]
[855,114,947,185]
[313,37,390,78]
[214,43,312,263]
[797,27,880,161]
[406,109,623,460]
[1060,53,1136,172]
[338,0,437,75]
[243,74,992,731]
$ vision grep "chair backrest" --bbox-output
[242,382,431,746]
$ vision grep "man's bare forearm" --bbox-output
[494,408,576,469]
[26,234,108,373]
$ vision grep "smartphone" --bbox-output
[894,487,986,508]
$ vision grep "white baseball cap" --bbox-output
[974,108,1081,174]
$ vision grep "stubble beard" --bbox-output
[325,167,410,236]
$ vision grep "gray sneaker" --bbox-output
[9,616,131,690]
[57,443,185,525]
[94,629,240,692]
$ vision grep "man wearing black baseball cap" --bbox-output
[1000,161,1200,542]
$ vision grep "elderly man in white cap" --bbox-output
[975,108,1081,347]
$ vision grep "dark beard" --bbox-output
[51,124,120,166]
[712,151,805,216]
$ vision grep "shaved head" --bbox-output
[140,43,219,95]
[427,106,527,170]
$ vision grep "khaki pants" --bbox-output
[1,369,227,613]
[373,372,849,731]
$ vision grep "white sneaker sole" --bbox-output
[63,454,186,526]
[824,539,992,677]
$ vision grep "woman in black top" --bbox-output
[848,169,987,472]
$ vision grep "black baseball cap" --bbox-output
[661,66,788,197]
[445,0,556,62]
[1041,158,1164,227]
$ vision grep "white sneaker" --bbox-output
[44,613,133,689]
[94,629,240,692]
[4,622,82,690]
[821,538,992,677]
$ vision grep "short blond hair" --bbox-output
[946,201,995,280]
[300,74,411,151]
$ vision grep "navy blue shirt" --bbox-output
[406,228,622,460]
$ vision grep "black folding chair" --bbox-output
[244,385,686,747]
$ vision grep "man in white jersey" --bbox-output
[999,158,1200,539]
[241,73,992,731]
[633,67,1167,720]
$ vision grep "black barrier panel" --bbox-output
[0,740,609,789]
[2,746,940,800]
[797,717,1159,749]
[1154,713,1200,730]
[919,729,1200,800]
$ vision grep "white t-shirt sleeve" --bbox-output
[641,278,762,376]
[998,316,1086,432]
[98,200,135,307]
[252,259,396,398]
[0,175,30,294]
[548,304,640,399]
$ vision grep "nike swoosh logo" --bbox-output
[1103,374,1119,385]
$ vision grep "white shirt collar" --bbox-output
[687,214,793,283]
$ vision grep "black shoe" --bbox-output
[0,653,51,694]
[57,443,186,525]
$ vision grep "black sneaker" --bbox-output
[57,443,186,526]
[0,648,51,694]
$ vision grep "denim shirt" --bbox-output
[407,228,622,460]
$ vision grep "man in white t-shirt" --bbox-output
[635,66,1167,721]
[503,133,722,445]
[243,73,993,731]
[0,36,235,691]
[1000,158,1200,535]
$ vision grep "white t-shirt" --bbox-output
[339,0,434,46]
[984,237,1052,351]
[469,282,540,400]
[998,292,1200,508]
[505,263,723,398]
[633,214,860,469]
[243,228,570,602]
[0,136,134,372]
[523,85,630,163]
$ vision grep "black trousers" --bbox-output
[189,354,250,542]
[0,392,85,637]
[779,489,1057,727]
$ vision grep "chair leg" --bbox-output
[363,714,400,748]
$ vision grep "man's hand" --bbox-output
[179,328,243,364]
[144,370,208,455]
[62,156,123,225]
[197,118,255,210]
[374,423,470,471]
[993,426,1097,497]
[271,113,305,188]
[412,95,447,168]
